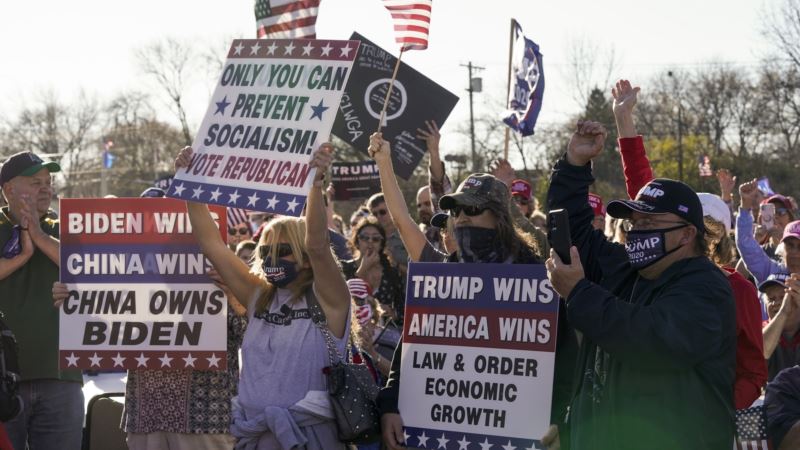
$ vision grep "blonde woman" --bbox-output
[176,144,351,450]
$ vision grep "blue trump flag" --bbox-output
[502,19,544,137]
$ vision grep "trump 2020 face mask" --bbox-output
[625,224,687,269]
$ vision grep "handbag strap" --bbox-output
[305,287,347,365]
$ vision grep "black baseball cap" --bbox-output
[606,178,705,233]
[439,173,509,211]
[430,212,449,228]
[758,273,790,293]
[140,187,166,198]
[0,151,61,186]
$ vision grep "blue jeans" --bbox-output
[5,380,84,450]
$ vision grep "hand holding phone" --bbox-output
[760,203,775,231]
[548,209,572,264]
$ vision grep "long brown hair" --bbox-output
[476,201,541,263]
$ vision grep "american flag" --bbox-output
[735,405,773,450]
[381,0,432,51]
[255,0,320,39]
[227,207,250,229]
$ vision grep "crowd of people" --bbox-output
[1,78,800,450]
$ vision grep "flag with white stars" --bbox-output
[168,38,359,218]
[735,405,772,450]
[58,198,229,370]
[255,0,319,39]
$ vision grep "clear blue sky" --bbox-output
[0,0,778,158]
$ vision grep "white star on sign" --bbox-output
[339,45,353,58]
[65,353,80,367]
[402,430,410,445]
[320,43,333,57]
[250,42,262,55]
[159,353,173,368]
[283,42,296,55]
[135,353,149,367]
[228,189,241,204]
[302,42,314,56]
[191,185,205,199]
[247,192,260,207]
[266,42,279,55]
[501,440,517,450]
[285,197,299,213]
[112,353,126,367]
[479,437,493,450]
[417,432,429,447]
[266,194,279,210]
[436,433,449,449]
[172,182,186,196]
[457,436,471,450]
[210,187,222,201]
[233,42,244,55]
[207,354,222,368]
[183,353,197,368]
[89,353,103,367]
[524,445,538,450]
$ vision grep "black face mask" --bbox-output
[261,257,299,288]
[455,226,504,263]
[625,224,687,269]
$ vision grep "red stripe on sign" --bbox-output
[403,307,558,352]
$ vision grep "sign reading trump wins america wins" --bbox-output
[168,38,359,216]
[399,263,559,450]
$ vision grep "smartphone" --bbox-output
[548,209,572,264]
[760,203,775,231]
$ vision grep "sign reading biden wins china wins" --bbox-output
[58,198,229,370]
[168,39,360,216]
[399,263,558,450]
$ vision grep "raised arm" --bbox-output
[176,147,262,306]
[612,79,653,199]
[306,144,351,339]
[418,120,452,213]
[369,132,428,262]
[736,179,784,283]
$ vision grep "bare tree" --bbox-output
[561,36,620,109]
[135,37,197,146]
[763,0,800,69]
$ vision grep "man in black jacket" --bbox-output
[544,121,736,450]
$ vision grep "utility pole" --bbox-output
[461,62,483,173]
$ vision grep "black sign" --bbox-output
[332,32,459,179]
[331,161,381,201]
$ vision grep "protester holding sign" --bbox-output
[176,143,352,450]
[0,151,84,450]
[612,79,767,409]
[545,120,736,449]
[368,132,578,450]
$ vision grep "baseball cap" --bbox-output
[763,194,793,212]
[758,273,790,293]
[606,178,705,233]
[510,179,532,200]
[698,193,731,233]
[782,220,800,244]
[588,193,605,217]
[430,212,449,228]
[439,174,509,211]
[140,187,166,198]
[0,151,61,186]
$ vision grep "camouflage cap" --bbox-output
[439,173,509,211]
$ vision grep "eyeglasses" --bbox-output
[621,218,689,232]
[450,205,488,217]
[258,243,293,260]
[228,226,250,235]
[358,234,384,243]
[371,209,388,217]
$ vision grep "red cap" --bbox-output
[782,220,800,244]
[762,194,792,212]
[588,193,605,217]
[510,179,532,200]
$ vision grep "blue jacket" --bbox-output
[548,156,736,450]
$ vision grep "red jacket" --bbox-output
[618,136,767,409]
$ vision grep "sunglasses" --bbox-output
[258,243,293,260]
[358,234,384,243]
[450,205,488,217]
[371,209,388,217]
[228,226,250,235]
[513,196,530,206]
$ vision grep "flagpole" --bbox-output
[377,49,404,131]
[503,19,515,161]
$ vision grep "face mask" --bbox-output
[262,257,299,288]
[625,224,687,269]
[455,226,504,263]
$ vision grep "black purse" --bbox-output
[307,292,382,444]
